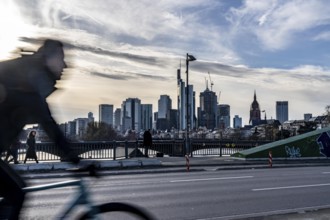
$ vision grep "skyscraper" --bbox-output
[157,95,172,130]
[121,98,141,132]
[72,112,94,137]
[114,108,121,131]
[177,68,196,130]
[141,104,153,130]
[99,104,113,125]
[233,115,242,128]
[177,68,185,130]
[198,87,217,129]
[276,101,289,124]
[158,95,172,119]
[217,104,230,129]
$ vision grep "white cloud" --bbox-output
[227,0,330,51]
[1,0,329,125]
[313,31,330,41]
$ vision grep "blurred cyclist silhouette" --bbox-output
[0,39,79,219]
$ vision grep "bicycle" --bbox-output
[1,165,155,219]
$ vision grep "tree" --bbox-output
[325,105,330,126]
[326,105,330,114]
[83,122,118,141]
[297,121,317,134]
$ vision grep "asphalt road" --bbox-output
[20,166,330,219]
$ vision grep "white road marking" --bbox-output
[170,176,254,183]
[252,183,330,191]
[194,204,330,220]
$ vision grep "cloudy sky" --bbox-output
[1,0,330,126]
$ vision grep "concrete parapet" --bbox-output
[28,163,53,171]
[99,160,121,168]
[141,159,161,166]
[53,162,72,170]
[121,160,142,167]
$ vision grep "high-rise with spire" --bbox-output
[249,91,261,126]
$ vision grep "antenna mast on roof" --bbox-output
[208,72,214,91]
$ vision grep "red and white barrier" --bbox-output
[185,155,190,172]
[269,151,272,168]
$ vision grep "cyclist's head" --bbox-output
[37,39,67,80]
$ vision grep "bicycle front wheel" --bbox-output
[78,202,155,220]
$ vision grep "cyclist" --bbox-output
[0,39,79,219]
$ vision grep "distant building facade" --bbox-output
[198,87,217,129]
[141,104,153,130]
[70,113,94,138]
[156,95,171,130]
[158,95,171,119]
[276,101,288,124]
[233,115,242,128]
[217,104,230,129]
[99,104,113,125]
[304,113,312,121]
[121,98,141,132]
[177,68,196,130]
[114,108,121,131]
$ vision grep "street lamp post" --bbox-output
[262,110,267,120]
[185,53,196,156]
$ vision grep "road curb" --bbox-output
[11,158,163,172]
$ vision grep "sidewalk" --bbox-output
[12,156,330,173]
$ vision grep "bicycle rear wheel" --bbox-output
[78,202,155,220]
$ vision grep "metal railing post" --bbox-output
[219,141,222,157]
[135,139,138,157]
[125,141,128,159]
[113,141,116,160]
[189,138,193,157]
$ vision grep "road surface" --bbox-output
[21,166,330,219]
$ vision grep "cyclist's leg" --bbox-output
[0,105,27,219]
[0,159,26,220]
[37,100,79,162]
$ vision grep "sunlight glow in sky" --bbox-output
[1,0,330,126]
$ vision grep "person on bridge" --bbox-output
[4,138,20,164]
[143,129,152,157]
[24,131,39,164]
[0,39,79,220]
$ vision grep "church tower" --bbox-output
[249,90,261,126]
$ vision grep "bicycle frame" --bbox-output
[22,178,99,219]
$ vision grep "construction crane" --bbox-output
[208,72,214,91]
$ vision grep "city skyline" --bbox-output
[1,1,329,126]
[79,95,293,129]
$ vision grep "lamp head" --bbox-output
[187,54,196,62]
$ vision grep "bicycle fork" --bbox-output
[57,179,100,219]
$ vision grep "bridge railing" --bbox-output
[1,139,269,162]
[191,140,269,156]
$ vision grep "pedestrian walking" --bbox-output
[143,129,152,157]
[24,131,38,164]
[4,138,20,164]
